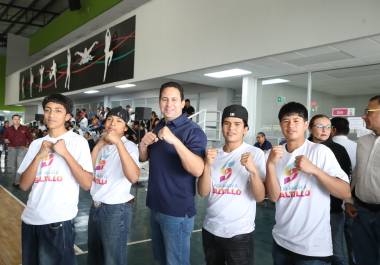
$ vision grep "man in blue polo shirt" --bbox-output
[139,81,207,265]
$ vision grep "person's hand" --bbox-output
[157,126,178,145]
[205,149,218,166]
[294,155,317,175]
[345,203,358,218]
[267,146,284,166]
[36,140,54,160]
[240,152,258,175]
[103,131,122,145]
[140,132,158,147]
[52,139,68,157]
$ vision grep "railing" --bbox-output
[189,109,222,142]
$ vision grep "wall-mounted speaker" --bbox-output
[68,0,81,11]
[135,107,152,121]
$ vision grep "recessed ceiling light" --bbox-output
[115,83,136,88]
[262,78,289,85]
[204,69,252,78]
[84,90,99,94]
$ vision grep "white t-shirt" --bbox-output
[18,130,93,225]
[272,140,349,257]
[90,137,139,204]
[203,142,266,238]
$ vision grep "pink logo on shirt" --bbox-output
[95,160,106,171]
[40,153,54,168]
[219,161,234,182]
[283,164,299,184]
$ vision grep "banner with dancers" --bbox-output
[19,16,135,100]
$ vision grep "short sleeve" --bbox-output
[184,127,207,157]
[125,141,140,168]
[17,140,41,174]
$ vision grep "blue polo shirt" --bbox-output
[146,114,207,217]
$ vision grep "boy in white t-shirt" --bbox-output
[265,102,351,265]
[18,93,94,265]
[198,105,266,265]
[87,106,140,265]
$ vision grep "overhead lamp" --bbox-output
[115,83,136,88]
[84,90,99,94]
[3,110,10,113]
[262,78,289,85]
[204,69,252,78]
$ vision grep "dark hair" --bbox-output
[278,102,308,121]
[42,93,73,114]
[12,114,21,119]
[309,114,330,130]
[369,95,380,104]
[257,132,265,137]
[331,117,349,135]
[159,81,184,101]
[185,99,190,103]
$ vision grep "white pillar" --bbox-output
[104,95,111,108]
[242,76,258,143]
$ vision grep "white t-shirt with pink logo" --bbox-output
[272,140,349,257]
[18,130,93,225]
[203,142,266,238]
[90,136,139,204]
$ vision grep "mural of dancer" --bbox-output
[65,49,71,90]
[49,60,57,88]
[103,29,113,82]
[39,65,44,92]
[29,68,33,98]
[75,41,98,65]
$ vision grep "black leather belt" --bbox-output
[355,196,380,212]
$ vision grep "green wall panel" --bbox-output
[29,0,121,55]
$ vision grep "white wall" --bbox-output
[6,34,30,75]
[6,0,380,104]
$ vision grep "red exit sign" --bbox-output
[331,108,355,117]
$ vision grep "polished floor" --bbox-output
[0,157,275,265]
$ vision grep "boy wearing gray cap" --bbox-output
[198,104,266,265]
[87,106,140,265]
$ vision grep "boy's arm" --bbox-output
[20,141,52,191]
[105,132,140,184]
[198,149,217,197]
[53,139,93,191]
[295,155,351,200]
[265,146,283,202]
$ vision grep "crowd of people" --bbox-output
[3,81,380,265]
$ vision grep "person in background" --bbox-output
[309,114,351,265]
[4,114,32,187]
[254,132,273,151]
[147,111,160,132]
[348,95,380,265]
[182,99,195,117]
[84,131,96,152]
[330,116,357,265]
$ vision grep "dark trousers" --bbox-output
[202,228,254,265]
[272,241,331,265]
[22,220,76,265]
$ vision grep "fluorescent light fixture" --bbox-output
[3,110,10,113]
[84,90,99,94]
[262,78,289,85]
[115,83,136,88]
[204,68,252,78]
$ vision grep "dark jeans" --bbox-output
[272,241,331,265]
[87,202,132,265]
[331,211,348,265]
[22,220,76,265]
[352,204,380,265]
[202,228,254,265]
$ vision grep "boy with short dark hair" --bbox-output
[18,93,93,265]
[265,102,351,265]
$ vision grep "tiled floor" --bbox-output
[1,160,275,265]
